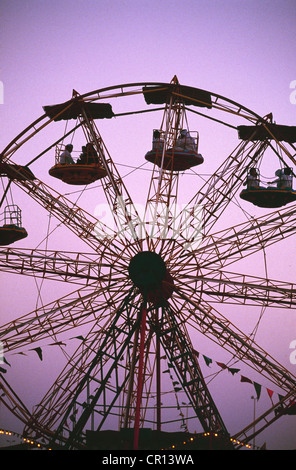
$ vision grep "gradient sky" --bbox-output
[0,0,296,450]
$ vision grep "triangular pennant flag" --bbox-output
[70,335,84,341]
[0,366,7,373]
[216,362,227,369]
[267,388,274,400]
[253,382,262,400]
[228,367,240,375]
[31,347,43,361]
[240,375,253,384]
[203,355,212,367]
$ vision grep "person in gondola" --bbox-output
[85,143,99,164]
[76,146,87,165]
[243,167,260,189]
[152,130,164,151]
[268,167,293,189]
[175,129,196,152]
[59,144,74,164]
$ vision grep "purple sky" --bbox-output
[0,0,296,450]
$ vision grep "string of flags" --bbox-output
[162,348,284,405]
[0,336,285,406]
[195,349,282,404]
[0,336,84,372]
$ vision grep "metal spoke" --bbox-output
[172,284,296,393]
[0,278,132,353]
[177,269,296,308]
[0,247,125,284]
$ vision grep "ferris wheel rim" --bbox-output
[0,78,266,164]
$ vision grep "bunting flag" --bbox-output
[203,355,212,367]
[240,375,253,384]
[203,351,284,403]
[30,347,43,361]
[2,336,286,408]
[253,382,262,400]
[216,362,227,369]
[70,335,84,341]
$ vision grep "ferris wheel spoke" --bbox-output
[0,247,126,285]
[0,278,132,354]
[232,389,296,446]
[177,269,296,308]
[6,162,135,258]
[174,139,269,254]
[172,285,296,393]
[27,288,142,446]
[144,80,185,251]
[155,304,228,434]
[0,373,34,428]
[75,99,146,251]
[177,200,296,273]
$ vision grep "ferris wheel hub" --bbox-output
[128,251,166,289]
[128,251,174,306]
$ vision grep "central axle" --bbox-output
[128,251,174,306]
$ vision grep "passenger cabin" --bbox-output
[48,143,107,185]
[238,123,296,208]
[145,129,204,172]
[0,205,28,245]
[43,99,114,186]
[240,186,296,208]
[240,167,296,208]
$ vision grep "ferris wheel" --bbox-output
[1,76,296,450]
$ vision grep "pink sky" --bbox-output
[0,0,296,450]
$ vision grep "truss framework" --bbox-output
[1,79,296,449]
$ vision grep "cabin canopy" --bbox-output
[238,124,296,143]
[43,101,114,121]
[143,84,212,109]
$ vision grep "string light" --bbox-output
[164,431,255,450]
[0,428,44,449]
[0,427,254,450]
